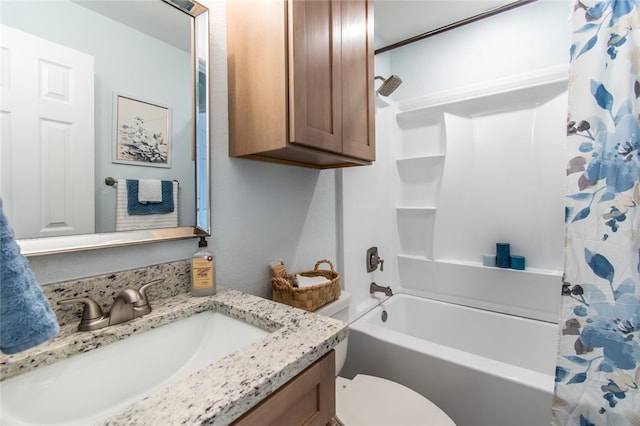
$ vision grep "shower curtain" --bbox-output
[553,1,640,425]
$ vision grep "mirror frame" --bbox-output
[17,0,210,257]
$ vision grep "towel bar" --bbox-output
[105,177,179,186]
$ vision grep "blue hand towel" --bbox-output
[126,180,174,215]
[0,198,59,354]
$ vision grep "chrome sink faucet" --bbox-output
[370,282,393,297]
[58,280,161,331]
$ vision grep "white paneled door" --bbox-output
[0,25,94,239]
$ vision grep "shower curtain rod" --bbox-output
[374,0,537,55]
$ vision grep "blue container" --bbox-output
[510,255,525,270]
[496,243,510,268]
[482,254,496,267]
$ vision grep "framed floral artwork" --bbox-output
[113,93,171,168]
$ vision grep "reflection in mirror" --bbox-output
[0,0,210,255]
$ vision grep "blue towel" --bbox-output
[126,180,174,215]
[0,198,59,354]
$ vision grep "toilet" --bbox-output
[316,291,456,426]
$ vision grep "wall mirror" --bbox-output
[0,0,210,256]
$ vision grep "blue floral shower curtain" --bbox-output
[553,1,640,425]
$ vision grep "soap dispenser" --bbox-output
[191,237,216,296]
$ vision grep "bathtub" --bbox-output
[341,293,557,426]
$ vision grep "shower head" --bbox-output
[375,75,402,96]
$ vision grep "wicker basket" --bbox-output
[272,259,341,312]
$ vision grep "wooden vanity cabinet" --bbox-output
[232,350,336,426]
[227,0,375,169]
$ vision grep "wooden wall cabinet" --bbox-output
[232,350,336,426]
[227,0,375,169]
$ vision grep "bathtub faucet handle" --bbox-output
[366,247,385,272]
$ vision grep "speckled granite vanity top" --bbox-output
[0,260,347,425]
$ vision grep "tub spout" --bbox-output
[370,282,393,297]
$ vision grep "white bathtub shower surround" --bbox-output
[342,67,569,323]
[394,67,568,323]
[342,293,557,426]
[339,67,569,423]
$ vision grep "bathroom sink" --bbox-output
[0,311,270,425]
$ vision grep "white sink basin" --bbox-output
[0,311,270,425]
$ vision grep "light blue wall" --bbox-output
[381,0,571,101]
[26,0,339,300]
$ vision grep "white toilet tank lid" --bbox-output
[315,290,350,317]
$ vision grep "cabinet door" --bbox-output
[341,0,375,161]
[289,0,342,154]
[232,350,336,426]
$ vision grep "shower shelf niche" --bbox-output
[396,206,437,211]
[396,156,444,207]
[396,208,436,260]
[394,109,445,264]
[396,110,445,160]
[397,253,431,261]
[396,153,445,164]
[434,258,563,277]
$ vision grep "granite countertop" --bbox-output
[0,287,348,425]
